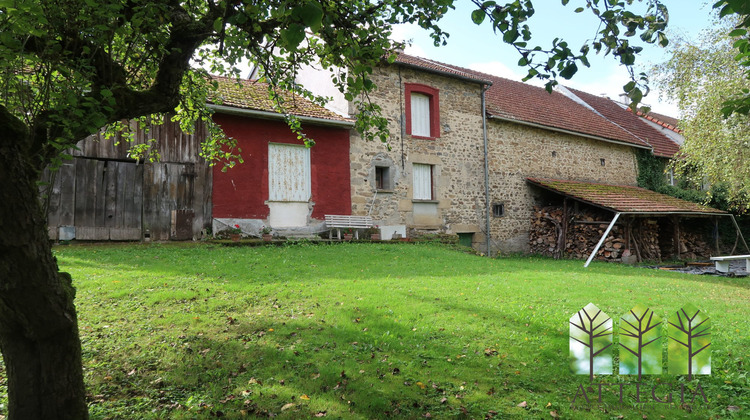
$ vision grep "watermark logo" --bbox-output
[668,303,711,378]
[569,303,711,410]
[569,303,613,382]
[569,303,710,379]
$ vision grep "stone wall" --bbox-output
[350,64,640,254]
[486,120,639,253]
[349,65,487,242]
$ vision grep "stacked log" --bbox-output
[529,206,661,262]
[680,229,714,260]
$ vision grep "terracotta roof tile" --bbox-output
[394,53,491,84]
[527,178,725,214]
[208,76,352,122]
[392,53,650,149]
[565,88,680,158]
[636,109,682,134]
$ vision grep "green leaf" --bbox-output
[298,2,324,32]
[729,28,747,37]
[559,62,578,79]
[471,9,486,25]
[574,7,584,13]
[503,29,519,43]
[623,81,636,93]
[280,23,306,49]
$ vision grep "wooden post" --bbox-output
[562,198,569,255]
[715,217,720,256]
[673,216,681,260]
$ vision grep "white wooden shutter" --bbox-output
[410,93,431,137]
[268,143,311,202]
[413,163,432,200]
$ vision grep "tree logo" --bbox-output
[668,303,711,379]
[619,304,662,380]
[569,303,710,378]
[569,303,613,382]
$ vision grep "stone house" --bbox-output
[307,52,684,254]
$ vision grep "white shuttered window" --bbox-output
[268,143,311,202]
[410,93,431,137]
[412,163,433,200]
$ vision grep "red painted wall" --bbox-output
[212,113,351,220]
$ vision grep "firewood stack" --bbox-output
[529,206,661,262]
[679,229,713,260]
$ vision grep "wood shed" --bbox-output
[525,178,747,265]
[42,116,212,241]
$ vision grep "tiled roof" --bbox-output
[208,76,352,123]
[394,53,491,84]
[391,53,651,149]
[565,88,680,158]
[636,110,682,134]
[527,178,725,214]
[481,77,650,148]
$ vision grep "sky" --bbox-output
[390,0,717,117]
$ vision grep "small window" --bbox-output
[492,203,505,217]
[600,158,606,166]
[405,83,440,139]
[375,166,391,190]
[413,163,434,200]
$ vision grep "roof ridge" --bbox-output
[559,86,653,150]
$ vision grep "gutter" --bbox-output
[208,104,356,128]
[488,115,651,151]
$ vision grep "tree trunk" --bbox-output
[0,123,88,419]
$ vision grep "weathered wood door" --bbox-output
[45,159,145,240]
[267,143,311,227]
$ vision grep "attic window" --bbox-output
[405,83,440,139]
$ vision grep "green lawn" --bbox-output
[7,242,749,419]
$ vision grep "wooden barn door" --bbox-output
[66,159,143,240]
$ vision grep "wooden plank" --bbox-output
[74,159,95,228]
[109,228,141,241]
[95,159,107,228]
[57,161,77,226]
[104,161,118,228]
[131,164,144,237]
[76,227,109,240]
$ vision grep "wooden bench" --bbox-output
[709,255,750,273]
[325,215,373,240]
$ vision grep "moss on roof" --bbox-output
[208,76,351,122]
[527,178,725,214]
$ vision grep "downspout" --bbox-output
[398,66,405,170]
[482,84,491,257]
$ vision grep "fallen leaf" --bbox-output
[550,411,559,418]
[314,412,327,417]
[281,403,295,411]
[300,394,310,400]
[517,401,527,408]
[728,406,740,412]
[416,381,426,389]
[440,397,447,404]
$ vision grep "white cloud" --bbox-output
[467,61,528,81]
